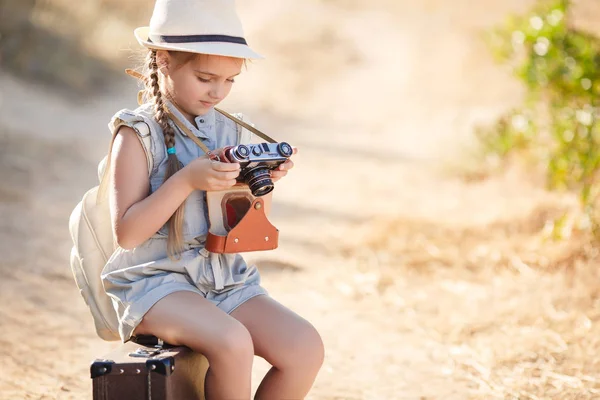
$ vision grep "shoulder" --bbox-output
[108,103,159,135]
[108,103,165,175]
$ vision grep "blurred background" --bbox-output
[1,0,600,399]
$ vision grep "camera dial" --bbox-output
[251,146,263,156]
[233,145,250,160]
[277,142,293,157]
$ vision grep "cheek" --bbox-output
[223,83,234,97]
[173,76,208,101]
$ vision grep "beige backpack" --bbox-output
[69,121,153,341]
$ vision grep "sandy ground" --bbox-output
[1,0,600,399]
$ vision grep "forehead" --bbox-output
[187,54,243,76]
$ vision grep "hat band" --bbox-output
[149,34,248,45]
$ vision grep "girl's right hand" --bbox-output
[182,154,240,192]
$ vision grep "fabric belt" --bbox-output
[186,238,225,291]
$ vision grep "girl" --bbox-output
[99,0,324,399]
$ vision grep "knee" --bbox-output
[303,326,325,370]
[208,322,254,365]
[282,323,325,371]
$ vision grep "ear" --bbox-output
[155,50,171,77]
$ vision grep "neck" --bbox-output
[164,94,196,125]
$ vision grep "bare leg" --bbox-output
[133,291,254,400]
[230,296,325,400]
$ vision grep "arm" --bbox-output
[109,127,242,249]
[108,126,194,249]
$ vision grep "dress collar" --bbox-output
[165,100,215,139]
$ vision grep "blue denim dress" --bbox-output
[101,101,267,342]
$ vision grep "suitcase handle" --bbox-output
[129,347,162,358]
[130,334,175,348]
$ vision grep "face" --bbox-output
[158,51,243,118]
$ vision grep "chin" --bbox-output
[196,107,212,116]
[187,104,208,116]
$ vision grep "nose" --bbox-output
[208,82,226,100]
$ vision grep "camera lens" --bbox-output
[243,167,274,197]
[233,145,250,160]
[278,142,293,157]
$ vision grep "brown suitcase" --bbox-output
[91,336,209,400]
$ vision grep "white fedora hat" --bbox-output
[134,0,264,60]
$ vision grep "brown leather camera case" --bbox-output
[205,197,279,253]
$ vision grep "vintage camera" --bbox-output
[218,142,294,197]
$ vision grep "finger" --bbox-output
[221,179,237,188]
[278,159,294,170]
[211,161,240,172]
[292,146,298,155]
[270,170,287,180]
[214,170,241,181]
[210,179,238,191]
[211,167,240,179]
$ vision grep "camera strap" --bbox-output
[214,108,277,144]
[165,107,279,161]
[125,68,278,150]
[164,108,214,156]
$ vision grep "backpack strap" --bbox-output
[108,106,157,177]
[97,120,154,184]
[131,121,153,176]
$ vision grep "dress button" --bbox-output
[199,119,205,123]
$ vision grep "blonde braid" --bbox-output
[148,50,186,258]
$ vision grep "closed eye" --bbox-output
[194,69,240,83]
[197,77,235,83]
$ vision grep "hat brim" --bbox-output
[134,27,264,60]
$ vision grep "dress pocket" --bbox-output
[215,261,255,294]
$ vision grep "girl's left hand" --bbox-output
[270,147,298,183]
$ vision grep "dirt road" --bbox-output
[2,1,599,399]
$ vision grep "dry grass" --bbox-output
[355,204,598,272]
[333,201,600,399]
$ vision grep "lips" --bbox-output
[200,101,216,107]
